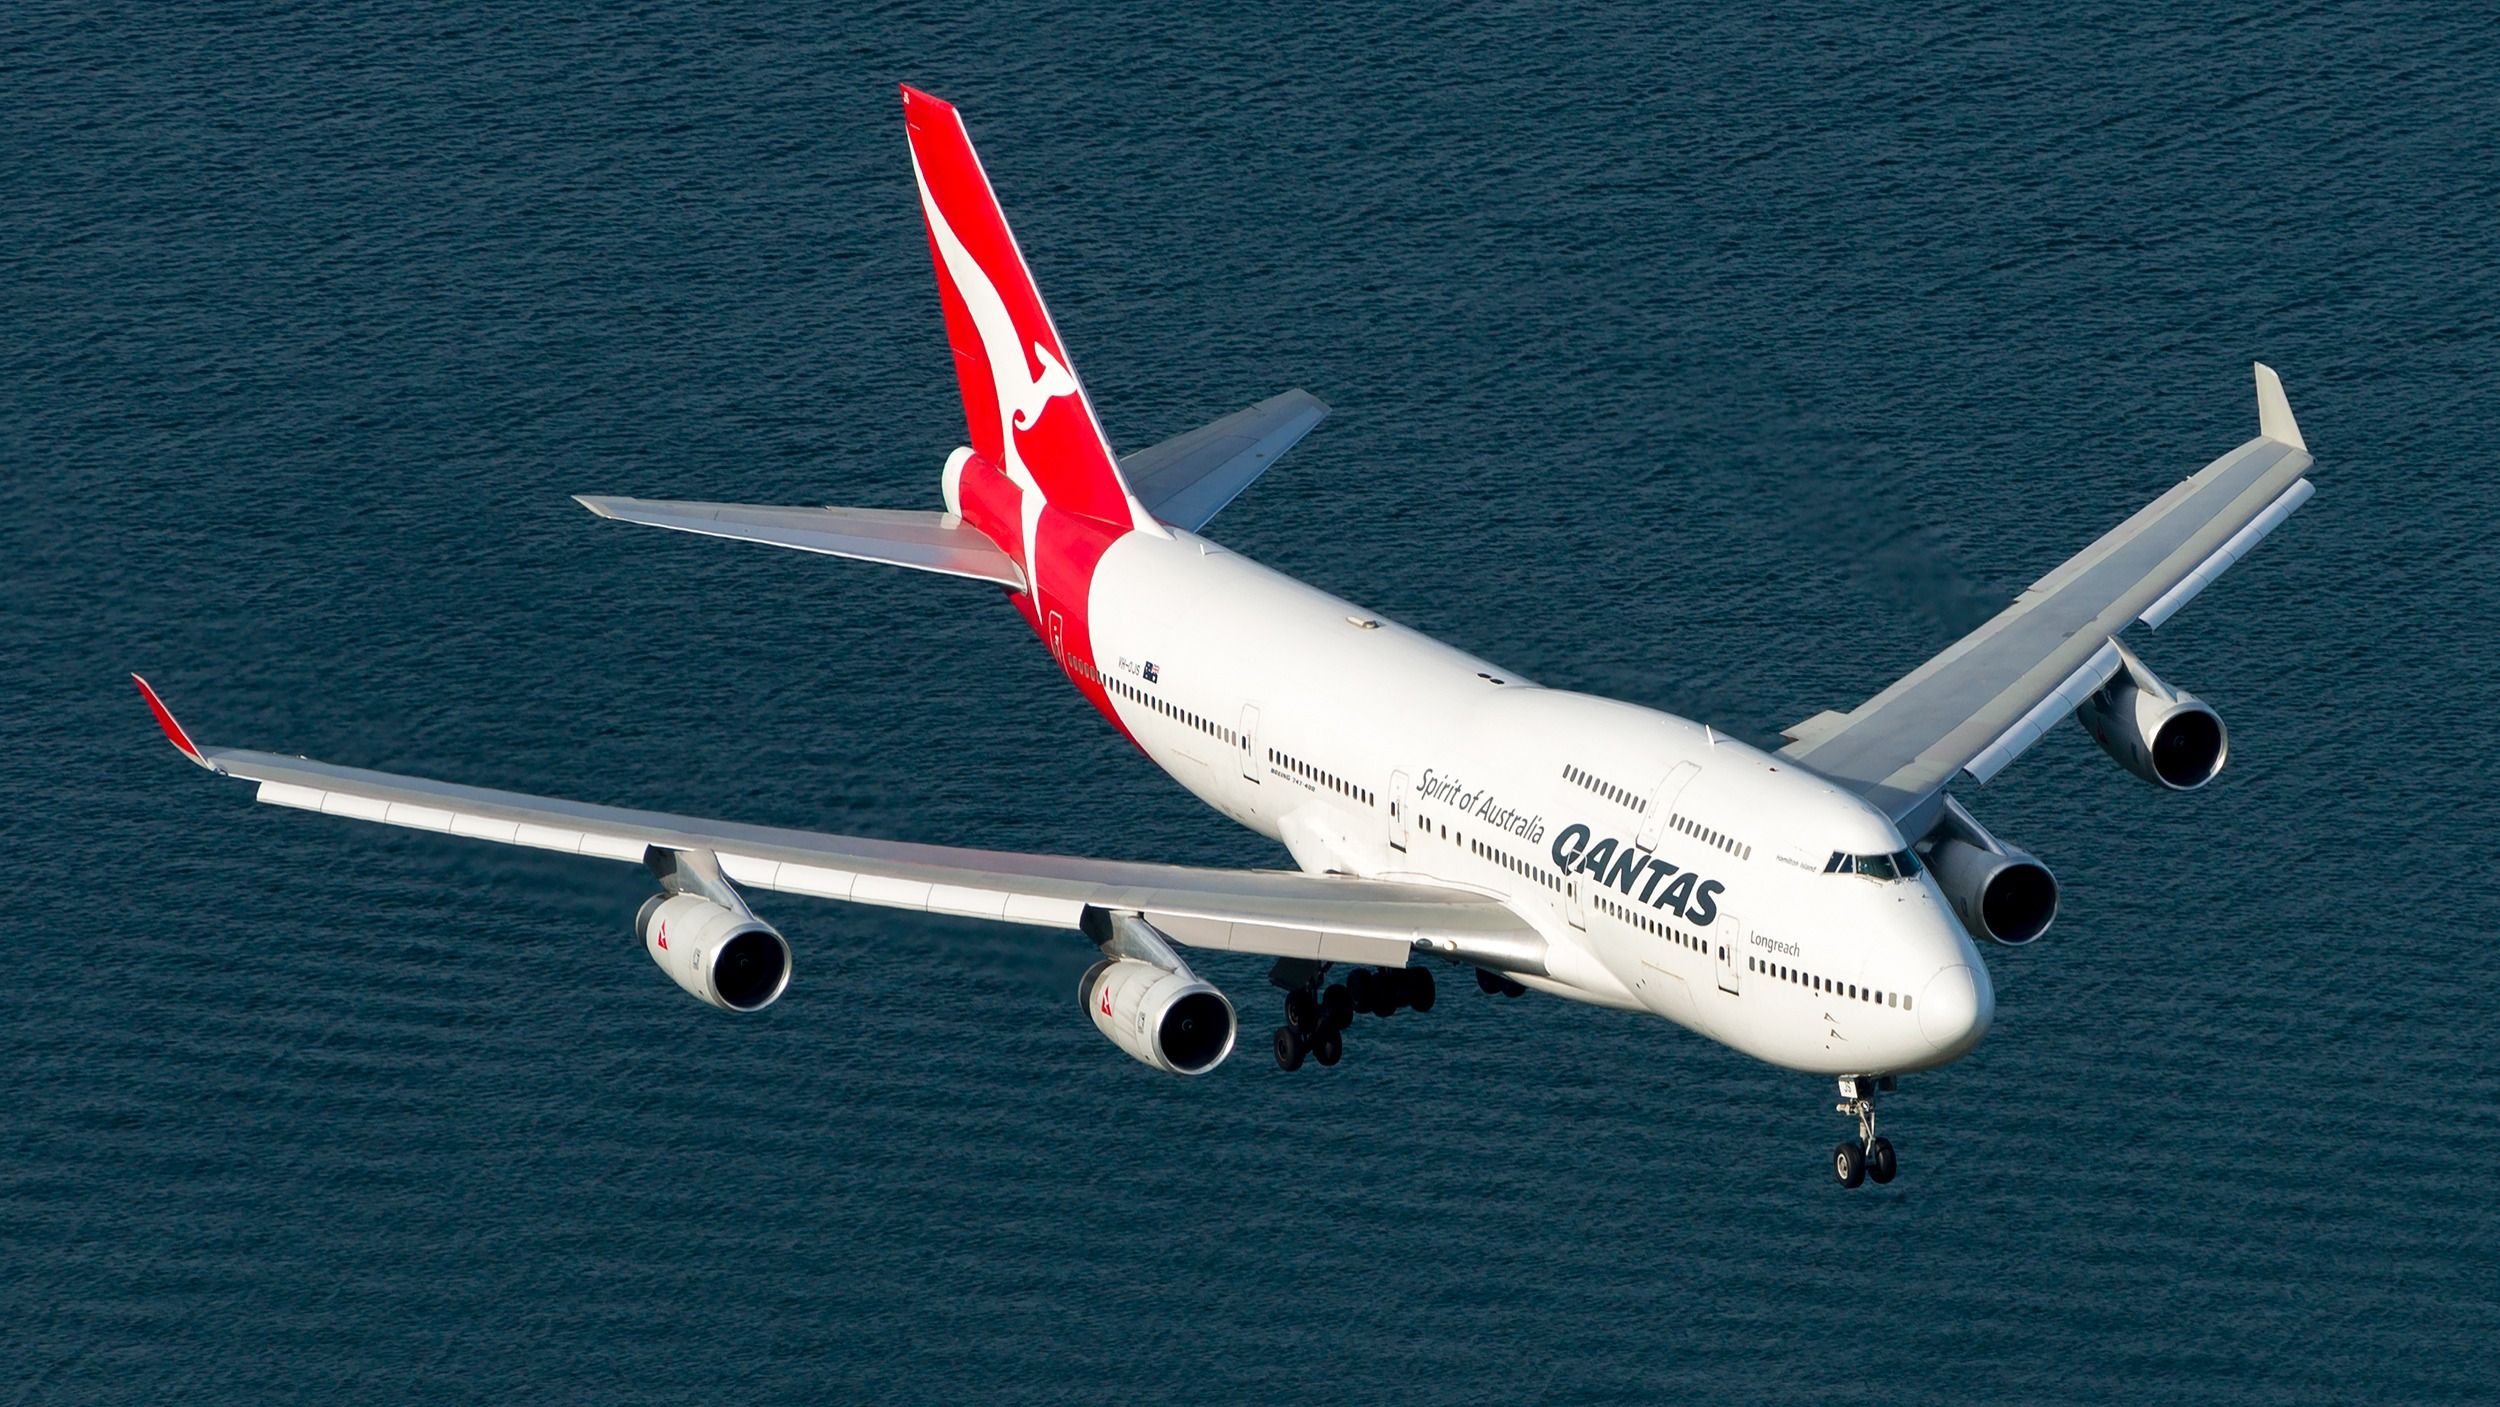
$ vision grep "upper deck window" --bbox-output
[1823,848,1924,881]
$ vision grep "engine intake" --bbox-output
[2077,644,2229,791]
[1081,955,1237,1076]
[1923,798,2059,946]
[637,892,792,1012]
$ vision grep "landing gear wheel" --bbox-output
[1311,1027,1343,1067]
[1866,1137,1897,1184]
[1321,984,1353,1032]
[1405,968,1437,1014]
[1476,967,1505,995]
[1273,1025,1308,1072]
[1833,1140,1866,1188]
[1346,968,1377,1014]
[1284,989,1318,1032]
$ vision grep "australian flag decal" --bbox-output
[1142,661,1160,682]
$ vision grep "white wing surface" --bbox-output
[573,498,1027,589]
[1780,365,2316,823]
[133,679,1528,968]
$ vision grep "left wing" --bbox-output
[1780,364,2316,824]
[132,677,1541,971]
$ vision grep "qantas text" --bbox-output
[1551,823,1725,927]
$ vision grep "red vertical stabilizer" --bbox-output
[902,85,1140,531]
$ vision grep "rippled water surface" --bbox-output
[7,5,2498,1403]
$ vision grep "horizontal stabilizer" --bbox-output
[1121,389,1329,531]
[575,497,1026,589]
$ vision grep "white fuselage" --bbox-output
[1082,527,1995,1077]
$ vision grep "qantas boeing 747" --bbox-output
[137,87,2318,1185]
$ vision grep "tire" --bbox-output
[1866,1137,1897,1184]
[1312,1027,1343,1067]
[1405,967,1437,1014]
[1273,1025,1307,1072]
[1476,967,1505,995]
[1321,984,1353,1032]
[1833,1140,1866,1188]
[1284,989,1318,1033]
[1346,968,1377,1013]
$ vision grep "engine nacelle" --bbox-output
[1081,957,1237,1076]
[1923,798,2059,946]
[636,892,792,1012]
[2077,646,2229,791]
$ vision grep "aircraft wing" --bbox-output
[1779,365,2317,825]
[1119,389,1330,531]
[133,678,1532,969]
[573,497,1027,589]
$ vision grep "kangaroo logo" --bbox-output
[911,151,1077,589]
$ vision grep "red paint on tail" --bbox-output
[901,88,1142,748]
[901,86,1138,530]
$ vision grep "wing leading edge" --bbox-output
[1780,364,2316,825]
[131,677,1536,970]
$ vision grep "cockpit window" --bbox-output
[1824,848,1924,880]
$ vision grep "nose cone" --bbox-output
[1918,962,1994,1058]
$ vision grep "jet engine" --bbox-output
[636,891,792,1012]
[1922,798,2059,946]
[1078,915,1239,1081]
[2077,643,2229,791]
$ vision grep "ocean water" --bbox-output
[6,4,2497,1402]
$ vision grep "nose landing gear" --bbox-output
[1832,1074,1899,1188]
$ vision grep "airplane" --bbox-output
[134,85,2317,1187]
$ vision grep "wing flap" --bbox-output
[1120,390,1330,531]
[575,496,1027,589]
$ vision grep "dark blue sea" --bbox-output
[8,5,2497,1402]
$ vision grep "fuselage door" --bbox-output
[1635,761,1701,852]
[1047,610,1066,664]
[1714,915,1742,995]
[1565,873,1587,930]
[1239,704,1262,782]
[1388,770,1411,852]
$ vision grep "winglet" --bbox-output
[131,674,211,768]
[2254,363,2306,452]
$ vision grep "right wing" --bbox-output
[1780,364,2316,825]
[1120,389,1330,531]
[573,497,1027,589]
[134,678,1539,971]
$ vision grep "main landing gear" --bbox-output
[1831,1074,1899,1188]
[1475,967,1527,998]
[1269,961,1436,1071]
